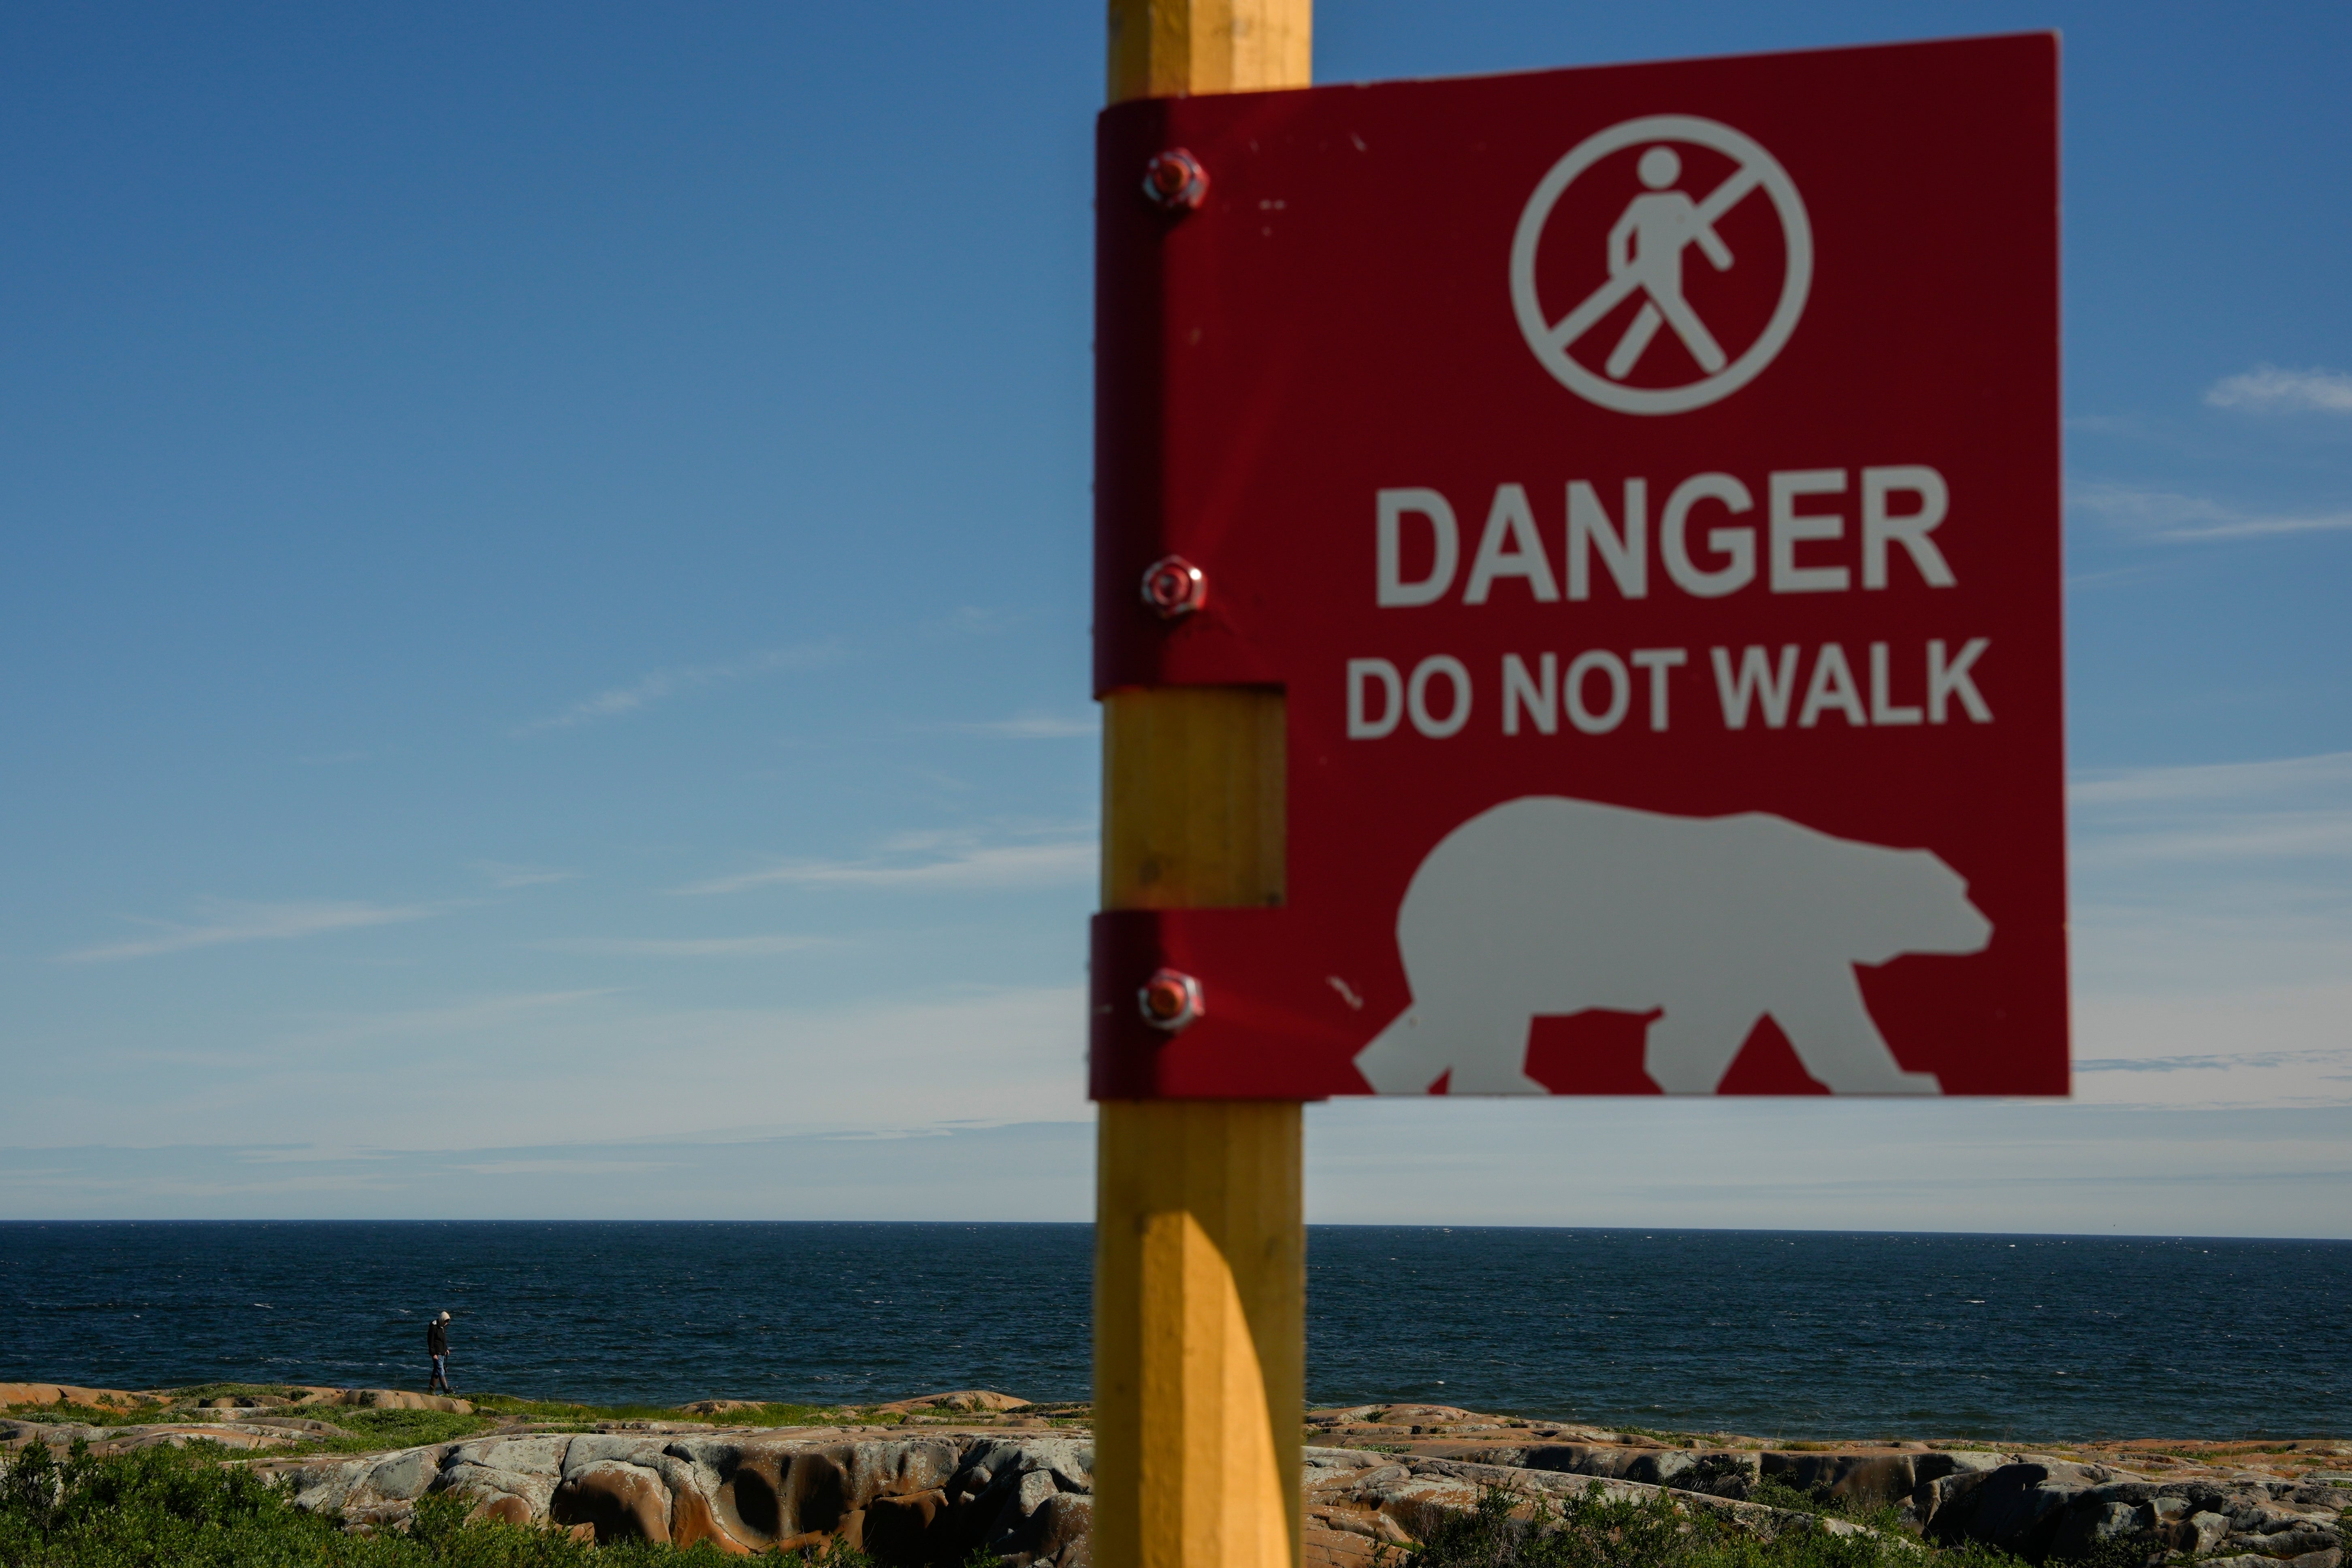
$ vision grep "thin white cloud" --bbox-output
[0,985,1090,1155]
[56,901,437,963]
[2072,984,2352,1110]
[2068,481,2352,541]
[941,607,1022,635]
[2070,751,2352,867]
[680,837,1096,895]
[902,765,975,793]
[513,644,837,736]
[2068,750,2352,1110]
[478,862,580,889]
[532,934,827,957]
[451,1159,678,1176]
[2062,413,2151,437]
[2074,812,2352,865]
[280,989,620,1048]
[2205,363,2352,414]
[2069,750,2352,806]
[936,714,1098,739]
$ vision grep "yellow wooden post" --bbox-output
[1095,9,1311,1568]
[1107,0,1311,101]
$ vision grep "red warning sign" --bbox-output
[1091,34,2065,1099]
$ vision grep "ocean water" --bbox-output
[4,1223,2345,1440]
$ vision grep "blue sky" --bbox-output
[2,2,2346,1233]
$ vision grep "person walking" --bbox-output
[426,1310,456,1395]
[1600,144,1735,379]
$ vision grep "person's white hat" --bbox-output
[436,1311,451,1322]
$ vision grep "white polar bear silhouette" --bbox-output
[1352,796,1992,1096]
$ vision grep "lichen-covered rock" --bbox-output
[879,1391,1031,1415]
[551,1459,675,1545]
[1302,1448,1839,1547]
[466,1493,534,1527]
[0,1383,151,1408]
[1025,1492,1094,1568]
[959,1435,1094,1496]
[268,1416,2337,1568]
[2207,1552,2341,1568]
[2,1417,313,1455]
[1923,1462,2348,1564]
[294,1432,1049,1557]
[449,1434,572,1476]
[335,1389,473,1414]
[364,1448,441,1503]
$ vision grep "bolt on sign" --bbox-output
[1092,34,2065,1099]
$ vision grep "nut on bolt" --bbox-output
[1141,554,1207,618]
[1142,148,1209,211]
[1138,967,1205,1032]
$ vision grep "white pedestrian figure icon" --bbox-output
[1511,115,1812,416]
[1602,146,1734,379]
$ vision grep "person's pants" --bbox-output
[430,1354,451,1389]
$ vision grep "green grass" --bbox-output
[161,1382,311,1404]
[7,1391,908,1470]
[1744,1478,1843,1517]
[0,1440,723,1565]
[3,1402,493,1461]
[305,1410,498,1454]
[2,1403,164,1431]
[464,1394,849,1428]
[7,1392,867,1440]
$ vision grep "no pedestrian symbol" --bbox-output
[1510,115,1813,415]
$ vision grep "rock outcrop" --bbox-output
[1456,1440,2013,1505]
[13,1378,2346,1568]
[1318,1448,2349,1568]
[879,1391,1033,1416]
[0,1413,345,1454]
[0,1383,467,1416]
[1443,1442,2346,1568]
[0,1383,155,1409]
[1298,1447,1874,1568]
[287,1430,1097,1564]
[1917,1461,2348,1568]
[310,1388,473,1414]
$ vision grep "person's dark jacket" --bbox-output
[427,1319,448,1358]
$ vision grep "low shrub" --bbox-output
[0,1440,853,1565]
[1685,1456,1757,1501]
[2047,1532,2167,1568]
[1746,1477,1836,1516]
[1399,1482,2027,1568]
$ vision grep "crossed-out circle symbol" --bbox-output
[1510,115,1812,416]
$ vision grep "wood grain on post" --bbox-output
[1107,0,1310,103]
[1096,7,1310,1568]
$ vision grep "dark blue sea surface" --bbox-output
[4,1223,2344,1439]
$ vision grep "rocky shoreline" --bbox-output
[5,1385,2345,1567]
